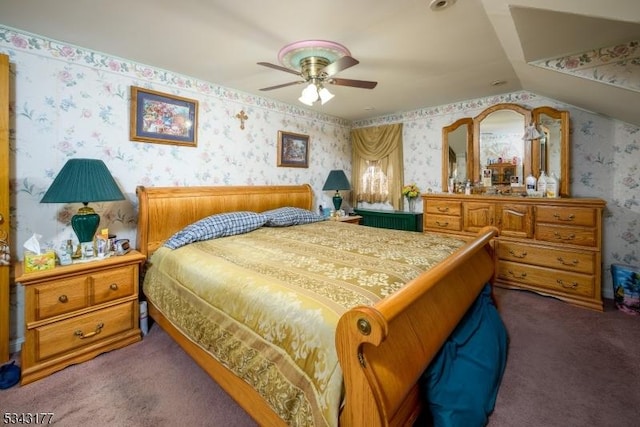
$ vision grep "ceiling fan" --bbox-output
[257,40,378,105]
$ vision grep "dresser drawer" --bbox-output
[33,301,136,361]
[535,224,597,247]
[31,276,89,321]
[425,214,462,231]
[91,265,136,305]
[536,206,597,227]
[425,200,461,216]
[497,260,594,297]
[497,241,595,274]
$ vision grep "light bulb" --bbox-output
[318,87,334,105]
[298,83,318,105]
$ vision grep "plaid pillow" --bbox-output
[262,206,324,227]
[164,211,267,249]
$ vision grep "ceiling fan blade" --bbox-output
[259,81,304,91]
[328,77,378,89]
[257,62,302,76]
[320,56,359,77]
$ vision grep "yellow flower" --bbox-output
[402,183,420,199]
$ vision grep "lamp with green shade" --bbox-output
[40,159,125,244]
[322,169,351,211]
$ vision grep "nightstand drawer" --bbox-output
[34,301,136,361]
[91,265,136,305]
[32,276,88,321]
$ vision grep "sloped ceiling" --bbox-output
[0,0,639,125]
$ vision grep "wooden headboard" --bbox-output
[135,184,314,257]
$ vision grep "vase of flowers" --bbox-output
[402,183,420,212]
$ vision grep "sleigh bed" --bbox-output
[136,184,499,427]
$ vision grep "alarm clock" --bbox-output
[114,239,131,255]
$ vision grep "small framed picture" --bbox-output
[277,131,309,168]
[482,168,492,187]
[130,86,198,147]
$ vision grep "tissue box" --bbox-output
[23,250,56,273]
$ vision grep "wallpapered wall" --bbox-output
[1,25,639,349]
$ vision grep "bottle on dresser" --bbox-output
[536,171,547,196]
[525,173,536,195]
[546,172,559,198]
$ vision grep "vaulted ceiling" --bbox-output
[1,0,639,125]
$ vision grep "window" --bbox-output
[359,161,389,203]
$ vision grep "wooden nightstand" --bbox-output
[331,215,362,225]
[15,250,146,385]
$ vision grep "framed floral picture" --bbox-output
[277,131,309,168]
[130,86,198,147]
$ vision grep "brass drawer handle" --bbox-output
[110,283,118,291]
[58,295,68,303]
[508,249,527,258]
[557,257,579,266]
[435,221,449,227]
[553,232,575,241]
[74,322,104,339]
[557,279,578,289]
[436,206,449,213]
[553,213,575,222]
[507,269,527,279]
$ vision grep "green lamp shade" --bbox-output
[322,170,351,211]
[41,159,125,243]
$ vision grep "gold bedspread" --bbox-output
[143,221,466,427]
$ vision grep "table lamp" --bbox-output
[41,159,125,243]
[322,170,351,211]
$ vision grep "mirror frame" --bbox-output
[441,118,473,193]
[532,106,570,197]
[473,103,532,187]
[441,103,570,197]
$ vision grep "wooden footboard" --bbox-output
[136,184,497,426]
[336,226,497,426]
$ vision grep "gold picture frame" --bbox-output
[130,86,198,147]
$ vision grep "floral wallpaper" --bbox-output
[531,40,640,93]
[2,25,639,350]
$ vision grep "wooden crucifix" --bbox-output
[235,110,248,130]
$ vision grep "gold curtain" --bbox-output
[351,123,404,210]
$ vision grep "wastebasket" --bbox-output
[611,264,640,315]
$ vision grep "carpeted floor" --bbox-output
[2,288,639,426]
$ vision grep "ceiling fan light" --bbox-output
[299,83,319,105]
[298,95,314,106]
[318,87,334,105]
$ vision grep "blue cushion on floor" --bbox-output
[420,284,508,427]
[0,360,20,389]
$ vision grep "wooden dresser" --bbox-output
[422,194,606,311]
[15,250,146,384]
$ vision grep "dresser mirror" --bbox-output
[441,118,472,190]
[441,103,570,197]
[532,106,570,197]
